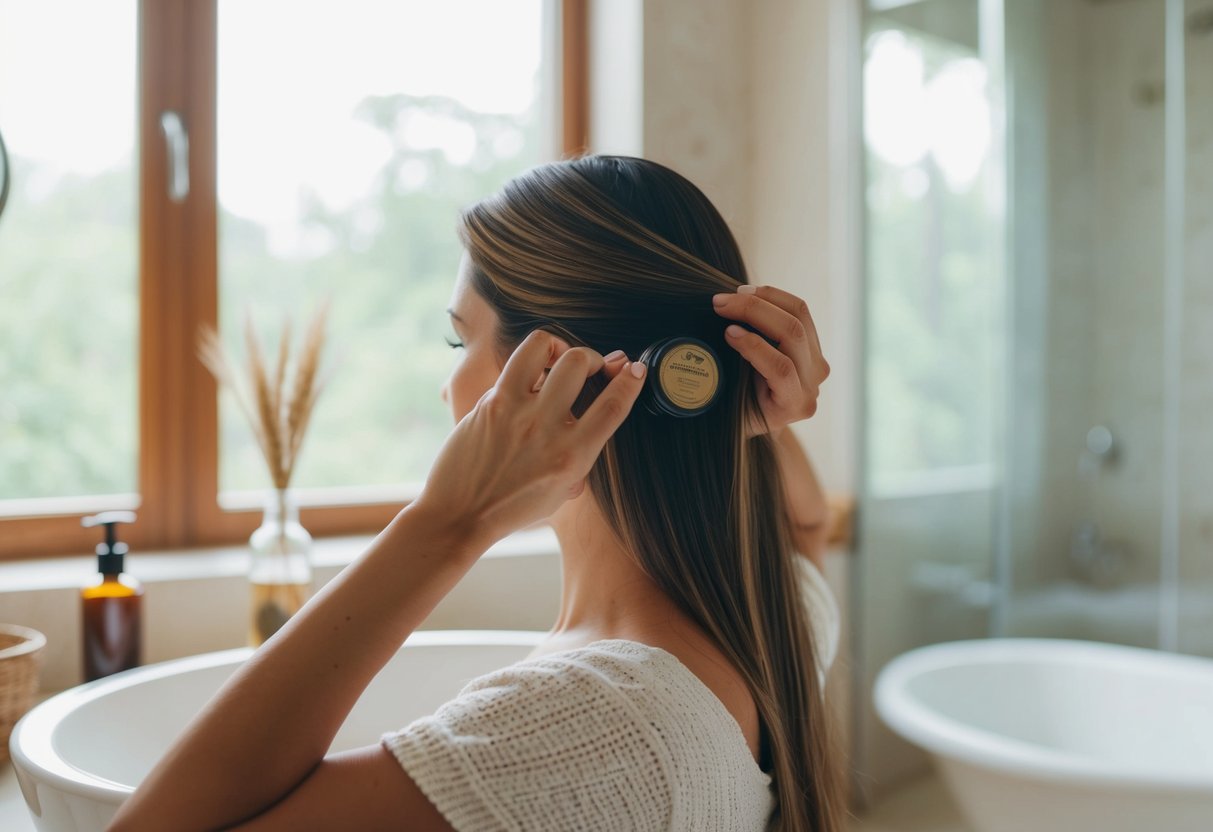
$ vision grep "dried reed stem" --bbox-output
[284,298,331,471]
[272,314,291,440]
[196,326,270,468]
[195,300,331,493]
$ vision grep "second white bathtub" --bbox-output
[874,637,1213,832]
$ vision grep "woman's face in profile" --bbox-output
[440,251,505,424]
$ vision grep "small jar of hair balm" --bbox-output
[636,336,723,418]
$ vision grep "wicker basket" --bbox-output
[0,623,47,765]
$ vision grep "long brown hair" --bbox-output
[458,155,848,831]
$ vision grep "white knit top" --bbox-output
[380,555,839,831]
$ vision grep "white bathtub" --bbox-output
[873,638,1213,832]
[9,629,546,832]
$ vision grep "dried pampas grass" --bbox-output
[197,299,334,490]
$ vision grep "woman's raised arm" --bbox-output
[773,425,831,572]
[107,331,647,831]
[710,282,832,570]
[106,503,491,831]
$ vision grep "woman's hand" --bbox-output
[107,335,643,832]
[413,329,647,548]
[711,284,829,439]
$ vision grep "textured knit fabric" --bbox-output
[380,556,839,831]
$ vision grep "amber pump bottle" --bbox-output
[80,511,143,682]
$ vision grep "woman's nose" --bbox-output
[440,382,449,404]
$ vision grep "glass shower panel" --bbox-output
[1178,0,1213,658]
[1001,0,1170,650]
[856,0,1005,803]
[859,0,1203,804]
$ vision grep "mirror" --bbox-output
[0,126,9,219]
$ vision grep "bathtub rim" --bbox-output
[10,628,548,808]
[873,637,1213,793]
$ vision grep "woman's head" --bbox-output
[446,155,847,831]
[442,155,748,422]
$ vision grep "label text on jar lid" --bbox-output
[658,343,718,409]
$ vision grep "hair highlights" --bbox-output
[458,155,848,832]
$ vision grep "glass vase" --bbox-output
[248,487,313,647]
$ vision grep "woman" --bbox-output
[108,155,843,831]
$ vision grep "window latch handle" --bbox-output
[160,111,190,203]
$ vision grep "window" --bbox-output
[0,0,588,559]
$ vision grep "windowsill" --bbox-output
[0,525,562,593]
[1,525,565,694]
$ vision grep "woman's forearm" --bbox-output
[771,426,831,570]
[108,502,489,832]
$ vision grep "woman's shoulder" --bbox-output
[380,638,774,831]
[511,636,753,718]
[404,641,769,797]
[434,636,761,764]
[483,640,774,811]
[391,638,690,756]
[448,638,736,733]
[446,637,673,706]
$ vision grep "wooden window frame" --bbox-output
[2,0,589,560]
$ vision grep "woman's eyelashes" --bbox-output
[444,335,465,350]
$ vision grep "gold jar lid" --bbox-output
[638,336,722,417]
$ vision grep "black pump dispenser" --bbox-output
[82,511,135,575]
[80,510,143,681]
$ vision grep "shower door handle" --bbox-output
[160,111,190,203]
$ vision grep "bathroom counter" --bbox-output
[0,528,566,693]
